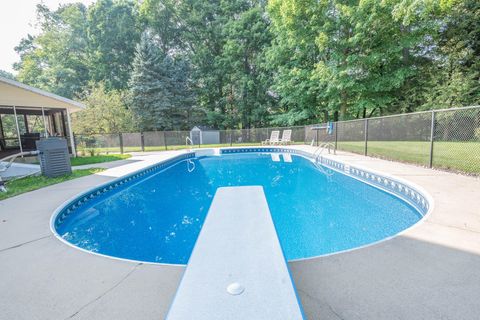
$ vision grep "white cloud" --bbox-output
[0,0,95,74]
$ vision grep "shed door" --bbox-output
[191,130,201,145]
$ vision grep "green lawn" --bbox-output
[337,141,480,174]
[76,142,305,154]
[70,154,132,166]
[0,168,105,201]
[75,140,480,175]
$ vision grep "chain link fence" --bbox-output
[73,106,480,175]
[334,106,480,175]
[74,125,309,155]
[432,107,480,174]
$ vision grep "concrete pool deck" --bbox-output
[0,146,479,319]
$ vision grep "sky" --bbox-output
[0,0,95,74]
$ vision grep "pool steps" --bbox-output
[166,186,304,320]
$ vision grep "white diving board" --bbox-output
[166,186,304,320]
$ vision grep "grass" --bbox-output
[75,140,480,174]
[76,142,306,154]
[70,154,132,166]
[0,168,105,201]
[337,141,480,174]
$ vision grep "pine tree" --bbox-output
[168,57,196,129]
[129,31,194,130]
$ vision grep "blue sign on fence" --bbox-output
[327,122,333,135]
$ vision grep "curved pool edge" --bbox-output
[50,147,434,266]
[288,174,434,262]
[289,150,435,262]
[50,152,196,267]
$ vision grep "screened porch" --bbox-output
[0,76,84,159]
[0,106,72,157]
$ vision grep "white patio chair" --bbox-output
[262,130,280,145]
[279,129,292,145]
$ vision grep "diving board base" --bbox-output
[166,186,304,320]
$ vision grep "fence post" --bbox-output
[163,131,168,150]
[334,122,338,153]
[119,133,124,154]
[72,132,77,157]
[230,131,233,146]
[429,111,436,168]
[140,132,145,152]
[364,118,369,156]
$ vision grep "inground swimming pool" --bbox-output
[52,148,430,264]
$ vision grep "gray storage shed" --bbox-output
[190,126,220,145]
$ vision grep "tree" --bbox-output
[267,0,441,122]
[420,0,480,109]
[129,31,194,130]
[139,0,180,53]
[14,3,90,99]
[72,82,136,134]
[267,0,332,124]
[220,5,273,128]
[12,0,479,130]
[87,0,142,91]
[168,57,197,128]
[344,0,439,115]
[0,70,15,80]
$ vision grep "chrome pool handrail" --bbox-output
[185,136,194,152]
[311,140,335,179]
[313,141,335,163]
[313,155,334,179]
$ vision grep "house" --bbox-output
[0,76,85,158]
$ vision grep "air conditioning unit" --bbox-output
[36,138,72,177]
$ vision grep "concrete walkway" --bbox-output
[71,151,184,172]
[0,147,479,319]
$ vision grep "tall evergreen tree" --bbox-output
[129,31,194,130]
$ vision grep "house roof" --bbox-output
[0,76,85,112]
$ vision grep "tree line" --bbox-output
[7,0,480,133]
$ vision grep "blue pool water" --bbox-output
[56,153,423,264]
